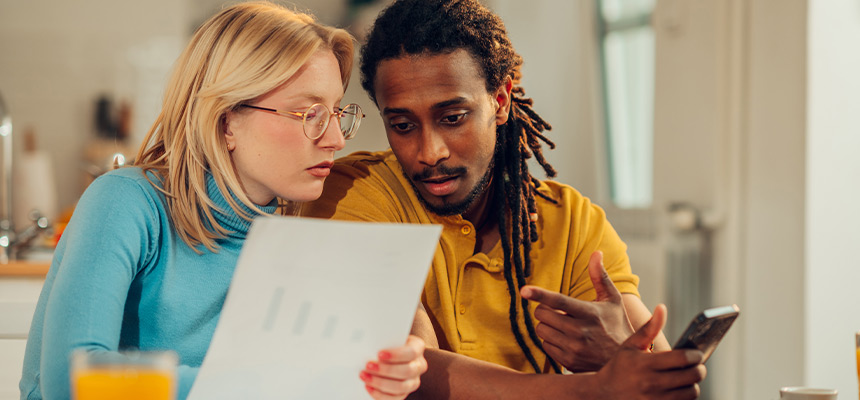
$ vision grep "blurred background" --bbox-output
[1,0,859,399]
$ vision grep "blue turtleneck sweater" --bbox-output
[19,167,277,400]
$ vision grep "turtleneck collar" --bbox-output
[205,173,278,238]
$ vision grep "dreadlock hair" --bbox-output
[361,0,561,374]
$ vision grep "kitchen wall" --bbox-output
[0,0,388,223]
[0,0,190,214]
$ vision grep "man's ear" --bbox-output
[493,76,514,126]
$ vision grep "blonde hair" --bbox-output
[134,1,354,252]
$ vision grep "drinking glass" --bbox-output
[71,350,178,400]
[856,331,859,400]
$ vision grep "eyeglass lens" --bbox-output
[339,104,361,140]
[303,103,361,140]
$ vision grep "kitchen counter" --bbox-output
[0,261,50,277]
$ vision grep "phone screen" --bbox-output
[673,304,739,362]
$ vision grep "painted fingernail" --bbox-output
[685,350,704,364]
[366,361,379,371]
[378,350,392,361]
[359,371,372,382]
[365,385,374,395]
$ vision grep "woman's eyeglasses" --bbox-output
[240,103,364,140]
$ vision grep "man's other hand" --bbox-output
[521,251,634,372]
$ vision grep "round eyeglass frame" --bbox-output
[239,102,364,140]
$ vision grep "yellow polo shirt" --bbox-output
[302,150,640,372]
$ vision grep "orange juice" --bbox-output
[70,350,177,400]
[73,368,173,400]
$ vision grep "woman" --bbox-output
[19,3,426,399]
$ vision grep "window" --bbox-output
[597,0,655,209]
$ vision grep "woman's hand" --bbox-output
[360,335,428,399]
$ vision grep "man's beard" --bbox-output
[405,161,494,217]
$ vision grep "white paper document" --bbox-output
[187,217,441,400]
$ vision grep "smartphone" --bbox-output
[672,304,740,362]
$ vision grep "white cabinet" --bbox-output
[0,339,27,400]
[0,276,44,400]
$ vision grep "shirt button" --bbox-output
[460,225,472,235]
[458,304,466,314]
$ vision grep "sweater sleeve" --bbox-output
[33,172,214,399]
[37,174,157,398]
[177,365,199,399]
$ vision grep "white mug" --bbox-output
[780,387,838,400]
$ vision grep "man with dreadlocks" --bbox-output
[304,0,706,398]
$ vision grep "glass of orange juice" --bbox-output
[71,350,178,400]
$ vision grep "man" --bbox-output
[304,0,705,398]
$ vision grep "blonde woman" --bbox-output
[19,3,426,399]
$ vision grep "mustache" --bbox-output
[412,164,467,181]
